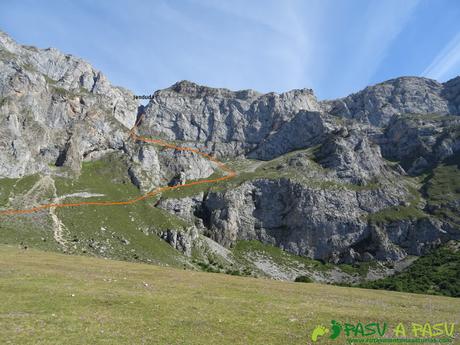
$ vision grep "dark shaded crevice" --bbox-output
[82,148,98,159]
[193,192,212,230]
[136,105,145,123]
[127,167,141,189]
[55,142,71,166]
[90,72,101,93]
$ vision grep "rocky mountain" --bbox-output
[0,31,137,178]
[0,31,459,283]
[324,76,460,126]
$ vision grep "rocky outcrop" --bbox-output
[383,218,460,255]
[159,226,200,257]
[247,110,333,160]
[442,76,460,114]
[315,126,393,184]
[0,31,138,178]
[379,114,460,174]
[157,194,204,222]
[127,142,215,192]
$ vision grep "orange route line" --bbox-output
[0,115,236,216]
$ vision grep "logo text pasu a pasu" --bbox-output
[310,320,456,342]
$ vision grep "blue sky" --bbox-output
[1,0,459,100]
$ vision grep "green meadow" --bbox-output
[0,245,458,345]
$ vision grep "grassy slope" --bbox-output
[0,245,459,345]
[53,153,187,266]
[0,175,60,251]
[423,153,460,226]
[0,153,187,267]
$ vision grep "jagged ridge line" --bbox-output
[0,115,237,216]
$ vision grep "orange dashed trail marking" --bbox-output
[0,115,237,216]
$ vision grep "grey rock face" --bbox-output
[384,218,460,255]
[442,76,460,113]
[197,178,409,262]
[0,31,138,178]
[379,114,460,174]
[247,111,333,160]
[138,80,321,158]
[324,77,458,126]
[190,176,457,263]
[126,143,162,192]
[159,226,200,257]
[157,194,204,222]
[315,127,392,184]
[158,149,215,184]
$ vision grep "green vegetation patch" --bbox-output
[367,183,427,223]
[43,74,89,97]
[56,205,185,266]
[358,242,460,297]
[0,96,9,108]
[0,178,16,206]
[232,240,332,272]
[294,275,313,283]
[0,214,59,252]
[367,205,427,223]
[21,62,36,72]
[422,154,460,225]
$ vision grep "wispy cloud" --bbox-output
[192,0,321,90]
[423,32,460,80]
[330,0,420,97]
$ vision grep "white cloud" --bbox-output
[422,32,460,81]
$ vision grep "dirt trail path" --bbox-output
[49,199,68,249]
[48,177,68,249]
[0,115,236,216]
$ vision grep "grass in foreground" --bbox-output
[0,245,459,345]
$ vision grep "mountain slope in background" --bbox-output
[0,31,459,288]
